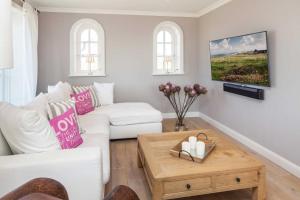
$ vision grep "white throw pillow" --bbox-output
[0,102,60,154]
[93,82,114,105]
[47,81,63,93]
[60,82,73,97]
[47,85,55,93]
[23,93,49,118]
[47,82,73,103]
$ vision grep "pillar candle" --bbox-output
[196,141,205,159]
[181,141,191,154]
[189,136,197,149]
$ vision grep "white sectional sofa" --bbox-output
[0,96,162,199]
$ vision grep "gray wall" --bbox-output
[38,13,199,112]
[198,0,300,165]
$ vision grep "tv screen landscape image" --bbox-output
[209,31,270,86]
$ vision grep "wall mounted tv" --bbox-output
[209,31,270,87]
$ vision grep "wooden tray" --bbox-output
[169,132,216,163]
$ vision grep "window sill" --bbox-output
[152,72,185,76]
[69,74,106,77]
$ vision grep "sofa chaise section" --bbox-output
[95,103,163,139]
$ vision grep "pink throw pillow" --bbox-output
[49,108,83,149]
[71,90,94,115]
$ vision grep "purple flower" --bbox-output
[198,86,206,93]
[171,85,177,93]
[194,84,200,90]
[166,82,172,87]
[175,86,181,92]
[184,86,190,93]
[201,87,208,94]
[159,84,165,92]
[189,89,197,97]
[194,85,202,94]
[158,82,207,124]
[164,88,171,97]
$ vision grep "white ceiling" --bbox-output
[29,0,232,17]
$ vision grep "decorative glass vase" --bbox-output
[158,82,207,132]
[175,119,188,131]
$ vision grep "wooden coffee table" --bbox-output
[137,130,266,200]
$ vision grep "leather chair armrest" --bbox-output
[19,193,63,200]
[104,185,139,200]
[0,178,68,200]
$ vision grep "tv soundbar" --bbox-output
[223,83,264,100]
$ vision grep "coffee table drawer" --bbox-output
[164,177,211,194]
[216,171,258,187]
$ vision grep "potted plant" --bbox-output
[159,82,207,131]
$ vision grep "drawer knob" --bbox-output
[186,184,191,190]
[236,177,241,183]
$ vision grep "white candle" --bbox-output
[181,141,191,154]
[196,141,206,159]
[189,136,197,149]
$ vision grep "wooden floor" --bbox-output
[105,118,300,200]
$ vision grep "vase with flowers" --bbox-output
[159,82,207,131]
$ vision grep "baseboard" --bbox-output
[162,112,200,119]
[198,112,300,178]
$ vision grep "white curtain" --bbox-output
[23,2,38,103]
[0,3,38,105]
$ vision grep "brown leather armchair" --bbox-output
[0,178,139,200]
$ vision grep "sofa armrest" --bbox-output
[0,178,68,200]
[0,148,103,200]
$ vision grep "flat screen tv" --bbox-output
[209,31,270,87]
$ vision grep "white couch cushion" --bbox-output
[23,93,49,118]
[95,103,162,126]
[110,123,162,140]
[78,111,110,183]
[93,82,114,105]
[47,82,73,103]
[79,134,110,184]
[47,85,55,93]
[78,112,110,135]
[0,102,60,154]
[0,129,12,156]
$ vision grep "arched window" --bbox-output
[70,18,105,76]
[153,21,184,75]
